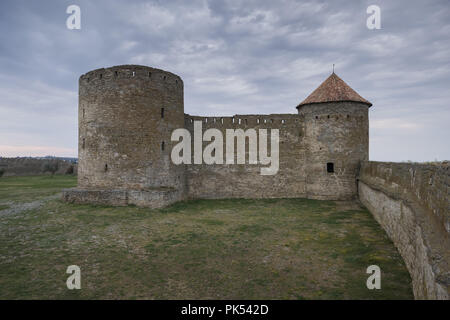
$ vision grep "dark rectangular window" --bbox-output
[161,141,165,151]
[161,108,164,119]
[327,162,334,173]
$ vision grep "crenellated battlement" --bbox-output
[184,113,303,128]
[79,65,183,92]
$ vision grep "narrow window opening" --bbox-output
[83,109,85,118]
[115,71,118,77]
[245,119,248,125]
[347,115,350,119]
[149,72,152,78]
[163,76,166,80]
[256,118,260,124]
[327,162,334,173]
[221,118,224,124]
[315,116,319,119]
[99,74,102,79]
[264,119,267,124]
[281,119,286,124]
[161,108,164,119]
[232,118,235,124]
[327,115,330,119]
[104,163,108,172]
[82,138,85,149]
[161,141,165,151]
[238,118,242,125]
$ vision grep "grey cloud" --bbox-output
[0,0,449,161]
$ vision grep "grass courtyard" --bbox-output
[0,175,413,299]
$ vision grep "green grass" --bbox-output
[0,175,413,299]
[0,175,76,203]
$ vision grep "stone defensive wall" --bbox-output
[184,113,308,199]
[183,102,367,201]
[358,161,449,299]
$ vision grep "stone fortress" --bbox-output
[63,65,448,300]
[64,65,371,206]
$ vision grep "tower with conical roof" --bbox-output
[297,72,371,200]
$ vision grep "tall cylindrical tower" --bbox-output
[77,65,185,193]
[297,72,371,200]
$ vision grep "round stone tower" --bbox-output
[66,65,186,207]
[297,72,372,200]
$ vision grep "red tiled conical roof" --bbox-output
[297,72,372,108]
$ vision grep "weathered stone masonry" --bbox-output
[358,161,449,299]
[65,65,186,208]
[62,65,449,299]
[185,102,368,200]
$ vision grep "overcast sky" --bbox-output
[0,0,449,161]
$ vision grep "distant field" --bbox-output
[0,175,413,299]
[0,175,76,202]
